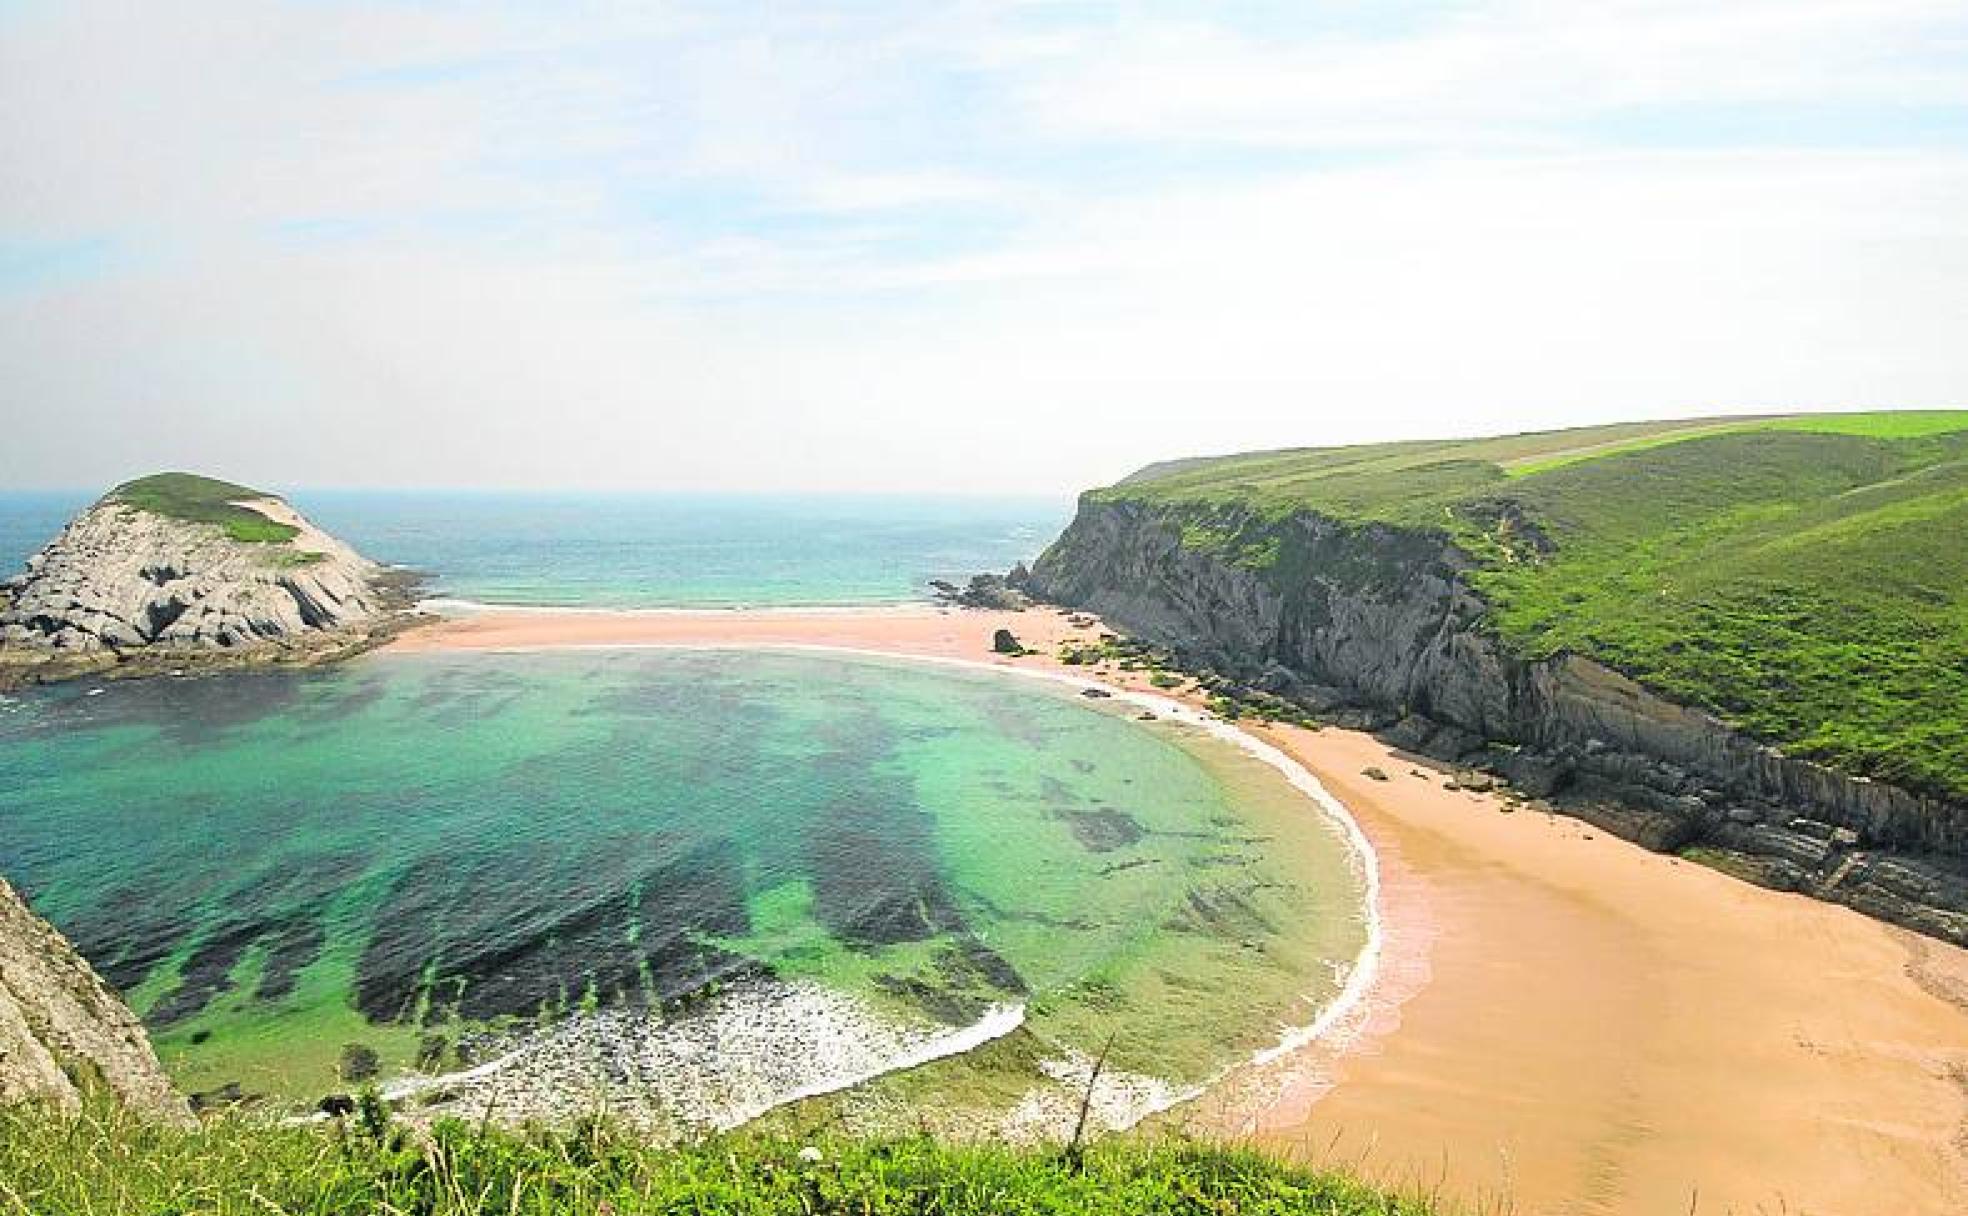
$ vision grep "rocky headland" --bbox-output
[0,473,420,689]
[0,878,189,1122]
[1029,424,1968,946]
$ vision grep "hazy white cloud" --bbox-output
[1,1,1964,492]
[1000,0,1968,146]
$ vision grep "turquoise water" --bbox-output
[2,491,1065,608]
[0,649,1368,1105]
[0,492,1065,608]
[0,492,1369,1118]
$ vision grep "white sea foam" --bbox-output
[381,980,1024,1132]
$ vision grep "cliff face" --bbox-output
[0,879,189,1122]
[1032,497,1968,943]
[1,495,388,653]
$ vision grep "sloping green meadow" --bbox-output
[0,649,1367,1111]
[1094,411,1968,800]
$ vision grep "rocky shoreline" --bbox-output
[0,597,431,694]
[1030,496,1968,945]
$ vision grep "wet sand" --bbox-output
[389,604,1968,1215]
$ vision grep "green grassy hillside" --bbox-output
[0,1102,1432,1216]
[109,472,299,543]
[1095,411,1968,801]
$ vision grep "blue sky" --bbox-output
[2,1,1965,491]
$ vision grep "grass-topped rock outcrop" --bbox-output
[0,473,416,683]
[1032,410,1968,942]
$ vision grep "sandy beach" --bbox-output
[389,604,1968,1216]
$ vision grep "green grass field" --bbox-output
[109,472,300,544]
[1095,411,1968,800]
[0,1101,1434,1216]
[1503,410,1968,477]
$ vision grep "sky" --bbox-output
[2,1,1965,494]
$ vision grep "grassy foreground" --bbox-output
[0,1101,1433,1216]
[1094,410,1968,800]
[110,471,300,543]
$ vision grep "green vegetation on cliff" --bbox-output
[109,472,299,544]
[0,1102,1431,1215]
[1093,411,1968,801]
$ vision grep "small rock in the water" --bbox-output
[1080,687,1112,699]
[1361,766,1389,781]
[1136,711,1156,721]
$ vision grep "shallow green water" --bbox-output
[0,650,1367,1107]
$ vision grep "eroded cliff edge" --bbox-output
[0,878,190,1121]
[0,473,419,689]
[1031,496,1968,944]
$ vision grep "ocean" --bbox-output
[0,492,1370,1130]
[2,490,1069,609]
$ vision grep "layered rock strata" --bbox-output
[1031,497,1968,944]
[0,482,417,686]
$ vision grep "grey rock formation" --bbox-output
[0,879,190,1121]
[1,492,396,656]
[1032,497,1968,944]
[932,573,1032,612]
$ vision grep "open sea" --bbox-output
[0,492,1371,1128]
[0,491,1070,610]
